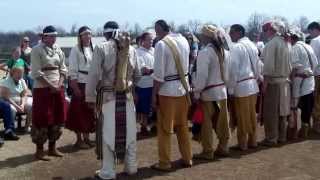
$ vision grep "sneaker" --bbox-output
[4,132,20,141]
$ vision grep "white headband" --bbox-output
[79,29,92,35]
[103,28,119,33]
[43,32,58,36]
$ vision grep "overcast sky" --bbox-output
[0,0,318,32]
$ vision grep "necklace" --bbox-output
[44,45,58,57]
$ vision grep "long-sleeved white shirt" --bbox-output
[228,37,260,97]
[291,41,318,97]
[310,35,320,76]
[68,45,93,84]
[85,40,140,103]
[192,44,229,101]
[136,47,154,88]
[152,33,190,97]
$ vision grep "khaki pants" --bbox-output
[157,95,192,168]
[234,95,257,147]
[263,83,289,143]
[200,99,230,153]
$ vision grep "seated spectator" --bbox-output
[0,47,32,89]
[0,98,18,140]
[0,65,32,133]
[0,47,29,73]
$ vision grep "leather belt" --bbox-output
[203,83,225,91]
[164,74,188,81]
[41,66,59,71]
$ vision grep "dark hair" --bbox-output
[78,26,93,63]
[291,34,299,42]
[155,20,170,32]
[307,22,320,31]
[136,36,141,45]
[103,21,119,39]
[230,24,246,37]
[140,32,151,41]
[43,25,57,34]
[306,35,312,44]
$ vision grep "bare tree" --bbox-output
[188,20,202,34]
[55,26,67,37]
[293,16,310,33]
[70,23,77,36]
[177,24,189,34]
[246,12,270,40]
[169,21,176,32]
[121,22,130,32]
[95,27,104,36]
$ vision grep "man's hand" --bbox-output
[142,67,152,75]
[151,95,158,110]
[17,105,24,113]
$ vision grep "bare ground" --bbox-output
[1,125,320,180]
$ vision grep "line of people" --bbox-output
[1,18,320,180]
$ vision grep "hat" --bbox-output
[43,25,58,36]
[11,63,25,70]
[201,25,218,38]
[290,26,304,39]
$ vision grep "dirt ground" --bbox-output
[1,124,320,180]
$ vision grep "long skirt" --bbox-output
[32,87,67,128]
[66,83,95,133]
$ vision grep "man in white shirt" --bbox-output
[135,32,154,134]
[192,25,231,160]
[290,28,318,138]
[308,22,320,133]
[260,20,292,146]
[151,20,192,171]
[86,21,140,179]
[228,24,260,150]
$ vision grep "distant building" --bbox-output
[56,36,105,57]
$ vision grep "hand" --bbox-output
[72,88,82,98]
[17,105,24,113]
[262,81,268,94]
[134,95,139,105]
[141,67,148,75]
[151,95,158,110]
[50,84,61,93]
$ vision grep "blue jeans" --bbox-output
[0,100,14,132]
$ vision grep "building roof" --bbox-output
[56,36,106,48]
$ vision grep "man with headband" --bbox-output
[86,21,140,180]
[192,25,231,160]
